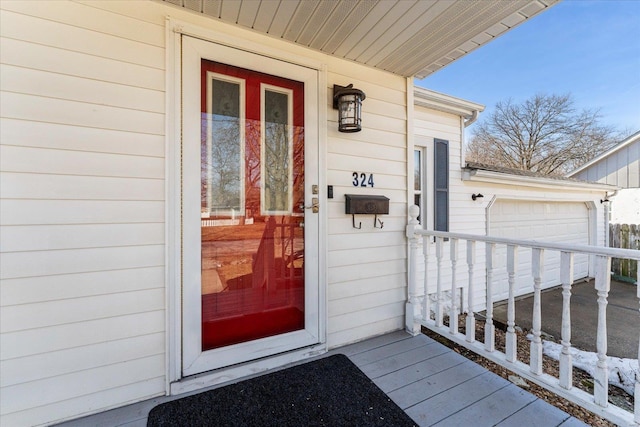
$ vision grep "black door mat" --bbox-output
[147,354,417,426]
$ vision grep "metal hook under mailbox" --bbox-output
[374,215,384,229]
[352,214,362,229]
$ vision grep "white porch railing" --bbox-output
[405,205,640,427]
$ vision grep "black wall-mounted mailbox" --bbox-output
[345,194,389,215]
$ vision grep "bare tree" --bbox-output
[466,94,618,175]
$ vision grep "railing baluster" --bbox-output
[435,237,444,327]
[466,240,476,343]
[405,205,420,335]
[594,255,611,407]
[423,235,430,322]
[559,251,574,390]
[530,248,544,375]
[450,238,459,334]
[506,245,517,363]
[485,242,495,352]
[407,222,640,426]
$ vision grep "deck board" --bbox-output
[55,331,587,427]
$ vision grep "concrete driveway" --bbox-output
[492,278,639,359]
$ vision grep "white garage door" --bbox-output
[489,200,590,301]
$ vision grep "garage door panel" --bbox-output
[489,200,590,301]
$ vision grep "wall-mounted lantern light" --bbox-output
[471,193,484,201]
[333,84,366,133]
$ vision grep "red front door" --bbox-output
[199,60,306,351]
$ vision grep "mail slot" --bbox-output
[345,194,389,215]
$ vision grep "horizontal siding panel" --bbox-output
[0,119,164,157]
[330,273,405,300]
[0,0,164,47]
[328,126,407,147]
[0,200,164,226]
[329,259,406,284]
[1,354,164,415]
[328,138,406,162]
[1,92,164,135]
[1,288,164,333]
[0,38,164,91]
[0,146,164,179]
[329,301,404,334]
[0,267,164,306]
[1,376,165,427]
[0,65,164,113]
[0,223,164,253]
[328,317,403,349]
[74,0,168,25]
[0,245,164,279]
[326,153,405,175]
[0,10,164,70]
[328,245,405,268]
[1,332,164,387]
[329,287,405,317]
[327,216,407,235]
[360,97,406,121]
[328,231,405,251]
[0,173,164,201]
[0,310,165,360]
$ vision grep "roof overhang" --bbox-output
[159,0,558,78]
[463,167,620,193]
[414,87,484,122]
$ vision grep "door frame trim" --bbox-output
[165,17,327,391]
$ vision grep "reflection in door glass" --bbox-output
[200,60,306,351]
[262,87,292,214]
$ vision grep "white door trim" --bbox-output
[165,18,328,389]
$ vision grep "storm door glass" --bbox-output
[200,60,305,352]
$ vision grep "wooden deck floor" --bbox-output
[57,331,587,427]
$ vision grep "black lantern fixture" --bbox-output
[333,84,366,132]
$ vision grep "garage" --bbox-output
[488,199,591,300]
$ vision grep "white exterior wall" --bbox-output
[571,139,639,188]
[325,72,408,348]
[412,104,609,312]
[1,2,167,426]
[571,138,639,224]
[0,1,408,425]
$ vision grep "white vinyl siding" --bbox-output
[326,68,408,349]
[0,1,166,425]
[571,139,639,188]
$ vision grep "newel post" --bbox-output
[406,205,421,335]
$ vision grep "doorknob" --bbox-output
[300,197,319,213]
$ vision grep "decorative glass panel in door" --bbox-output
[200,61,305,351]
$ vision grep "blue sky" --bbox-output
[416,0,640,137]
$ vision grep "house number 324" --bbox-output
[352,172,374,187]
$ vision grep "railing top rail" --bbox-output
[413,228,640,261]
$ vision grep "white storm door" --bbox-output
[181,36,320,377]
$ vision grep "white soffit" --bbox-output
[160,0,558,78]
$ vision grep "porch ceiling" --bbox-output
[160,0,557,79]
